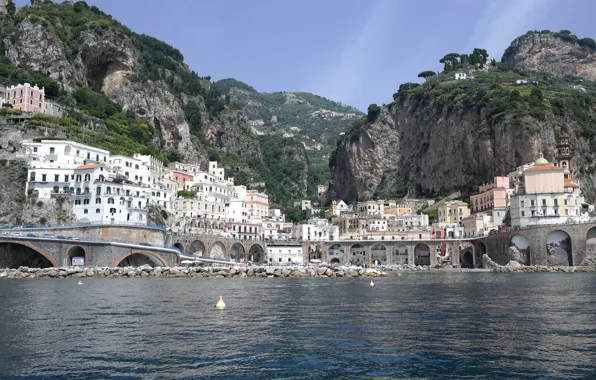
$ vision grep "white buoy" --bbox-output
[370,280,375,287]
[78,280,83,285]
[216,295,226,309]
[397,272,403,277]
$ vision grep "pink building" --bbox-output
[246,190,269,219]
[470,176,509,214]
[5,83,46,113]
[171,171,194,188]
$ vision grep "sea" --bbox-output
[0,273,595,379]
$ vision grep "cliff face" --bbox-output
[502,31,596,81]
[3,13,202,162]
[332,94,596,204]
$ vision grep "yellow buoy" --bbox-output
[78,280,83,285]
[370,280,375,287]
[216,295,226,309]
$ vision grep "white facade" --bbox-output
[267,244,304,264]
[292,218,339,241]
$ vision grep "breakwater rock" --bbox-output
[0,264,390,279]
[483,254,596,273]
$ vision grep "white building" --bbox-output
[510,150,587,228]
[267,244,304,264]
[292,218,339,241]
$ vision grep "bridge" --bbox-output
[0,221,595,269]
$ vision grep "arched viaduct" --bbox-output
[0,237,179,269]
[167,234,267,263]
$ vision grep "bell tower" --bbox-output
[555,137,571,179]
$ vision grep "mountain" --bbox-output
[331,40,596,204]
[502,30,596,81]
[214,78,362,144]
[0,0,357,216]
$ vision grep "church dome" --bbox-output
[534,152,549,165]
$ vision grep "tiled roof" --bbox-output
[564,179,579,187]
[74,163,103,170]
[524,164,563,172]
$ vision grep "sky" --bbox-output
[14,0,596,111]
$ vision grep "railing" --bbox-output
[0,221,166,231]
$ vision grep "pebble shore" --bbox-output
[0,264,392,279]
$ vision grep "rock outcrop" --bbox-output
[4,18,201,161]
[502,31,596,81]
[332,102,557,203]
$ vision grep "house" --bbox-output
[455,72,473,80]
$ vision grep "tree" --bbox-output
[367,104,381,122]
[470,48,489,67]
[531,88,543,100]
[392,82,419,100]
[439,53,460,71]
[417,70,436,80]
[6,0,15,17]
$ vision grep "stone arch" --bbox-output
[328,243,344,264]
[461,250,474,268]
[546,230,573,266]
[230,243,246,261]
[189,240,206,256]
[350,243,365,266]
[160,210,169,221]
[308,243,323,262]
[510,234,530,265]
[587,227,596,244]
[66,245,87,266]
[116,251,166,267]
[414,243,430,266]
[371,243,387,265]
[392,244,409,265]
[0,241,57,268]
[173,242,185,253]
[248,244,265,263]
[210,241,226,259]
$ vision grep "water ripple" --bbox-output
[0,275,595,379]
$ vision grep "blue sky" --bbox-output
[14,0,596,111]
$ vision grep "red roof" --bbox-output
[564,179,579,187]
[74,163,103,170]
[524,164,564,172]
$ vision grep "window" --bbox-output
[96,187,101,195]
[49,147,55,154]
[33,147,37,153]
[83,199,90,205]
[110,208,116,214]
[29,172,35,181]
[41,174,46,182]
[96,198,101,204]
[521,211,525,217]
[564,199,568,205]
[96,209,100,213]
[108,198,114,204]
[64,174,69,182]
[554,199,559,207]
[565,209,569,215]
[87,153,90,159]
[530,200,534,206]
[75,200,81,205]
[84,209,88,214]
[542,199,546,206]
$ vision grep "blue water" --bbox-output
[0,273,595,379]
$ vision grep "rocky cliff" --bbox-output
[332,64,596,203]
[502,30,596,81]
[3,13,203,162]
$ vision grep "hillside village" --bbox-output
[7,79,590,266]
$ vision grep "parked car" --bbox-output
[140,242,152,247]
[26,233,37,238]
[11,233,24,237]
[43,234,55,239]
